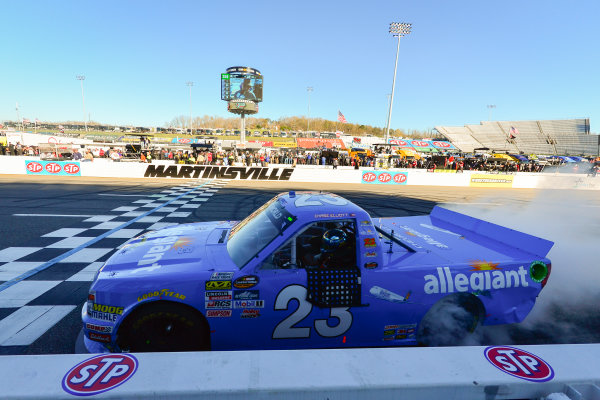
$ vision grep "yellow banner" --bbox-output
[271,141,297,148]
[469,174,514,188]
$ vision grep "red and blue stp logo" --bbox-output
[484,346,554,382]
[62,354,138,396]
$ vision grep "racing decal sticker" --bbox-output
[87,303,124,322]
[424,266,529,294]
[233,300,265,308]
[382,324,417,341]
[206,310,232,317]
[88,332,111,343]
[234,290,260,300]
[314,213,350,219]
[360,220,372,226]
[211,272,235,280]
[399,225,449,249]
[86,323,113,333]
[364,252,377,258]
[363,238,376,248]
[62,354,138,396]
[144,165,294,180]
[240,309,261,319]
[205,300,232,309]
[484,346,554,382]
[369,286,411,303]
[233,275,259,289]
[364,262,378,269]
[206,280,232,290]
[137,289,186,302]
[205,291,232,301]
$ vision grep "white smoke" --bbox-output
[439,189,600,346]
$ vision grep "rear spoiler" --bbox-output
[430,206,554,259]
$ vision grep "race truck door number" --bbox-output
[272,285,353,339]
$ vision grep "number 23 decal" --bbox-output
[273,285,353,339]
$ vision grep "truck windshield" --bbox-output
[227,198,296,269]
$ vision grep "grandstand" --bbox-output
[435,118,599,156]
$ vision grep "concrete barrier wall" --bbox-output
[2,155,600,190]
[1,344,598,399]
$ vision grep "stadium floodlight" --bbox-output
[307,87,313,133]
[385,22,411,144]
[487,104,496,121]
[186,81,194,135]
[76,75,88,132]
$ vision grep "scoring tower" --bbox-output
[221,66,263,144]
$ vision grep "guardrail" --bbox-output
[1,344,598,399]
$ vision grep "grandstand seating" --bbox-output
[435,119,598,156]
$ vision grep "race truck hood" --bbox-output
[98,221,238,277]
[374,206,553,267]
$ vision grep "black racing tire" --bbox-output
[416,294,484,347]
[117,302,210,352]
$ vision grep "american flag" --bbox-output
[337,110,347,123]
[510,126,519,135]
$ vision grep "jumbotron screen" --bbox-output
[221,66,263,102]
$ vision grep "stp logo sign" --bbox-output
[411,140,429,147]
[26,162,43,173]
[378,173,391,183]
[433,141,451,148]
[362,172,376,182]
[393,173,407,183]
[62,354,138,396]
[64,163,80,175]
[484,346,554,382]
[45,162,62,174]
[178,138,191,143]
[389,139,407,146]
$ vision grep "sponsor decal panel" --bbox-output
[382,323,417,341]
[205,291,233,301]
[233,300,265,309]
[361,170,407,185]
[86,323,113,333]
[424,265,528,294]
[89,332,111,343]
[470,174,514,188]
[144,165,294,180]
[234,290,260,300]
[207,310,232,317]
[484,346,554,382]
[25,160,81,176]
[233,275,259,289]
[62,354,138,396]
[137,289,186,302]
[206,280,232,290]
[211,272,235,280]
[240,309,260,319]
[205,300,232,309]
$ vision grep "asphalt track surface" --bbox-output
[0,175,598,355]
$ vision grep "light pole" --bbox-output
[385,22,411,144]
[487,104,496,121]
[306,86,313,133]
[186,81,194,135]
[76,75,87,132]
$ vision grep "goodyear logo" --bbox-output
[92,304,124,315]
[206,280,232,290]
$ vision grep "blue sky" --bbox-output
[1,1,598,132]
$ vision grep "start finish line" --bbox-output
[0,344,599,399]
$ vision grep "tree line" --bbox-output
[166,115,431,138]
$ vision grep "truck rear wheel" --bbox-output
[117,302,210,352]
[417,294,483,346]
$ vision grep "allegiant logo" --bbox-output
[424,266,529,294]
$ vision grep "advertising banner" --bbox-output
[388,139,455,150]
[469,174,514,188]
[361,170,408,185]
[25,160,81,176]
